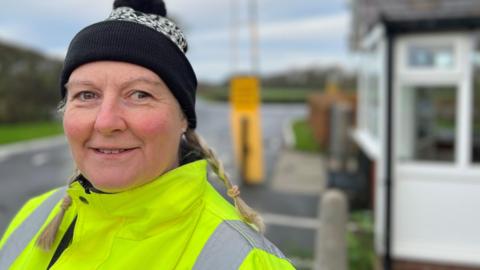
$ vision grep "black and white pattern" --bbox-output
[106,7,188,53]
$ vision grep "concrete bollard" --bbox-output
[317,189,348,270]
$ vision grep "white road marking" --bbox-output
[263,212,321,229]
[32,153,49,167]
[263,212,357,231]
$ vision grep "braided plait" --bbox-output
[35,169,79,251]
[184,129,265,232]
[36,195,72,251]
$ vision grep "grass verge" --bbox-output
[348,210,375,270]
[0,121,64,145]
[292,118,322,152]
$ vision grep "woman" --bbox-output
[0,0,295,269]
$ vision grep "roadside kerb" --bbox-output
[0,135,67,161]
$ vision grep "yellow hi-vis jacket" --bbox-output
[0,160,295,269]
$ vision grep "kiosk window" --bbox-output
[408,45,454,69]
[399,86,456,162]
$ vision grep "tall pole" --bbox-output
[248,0,260,75]
[384,31,395,270]
[230,0,239,74]
[229,0,264,184]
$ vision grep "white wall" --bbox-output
[394,166,480,266]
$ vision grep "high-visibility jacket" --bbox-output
[0,160,295,269]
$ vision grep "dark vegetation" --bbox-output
[0,41,62,123]
[198,66,357,103]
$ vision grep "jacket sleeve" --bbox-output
[239,248,296,270]
[0,189,58,249]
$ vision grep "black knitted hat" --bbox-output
[60,0,198,128]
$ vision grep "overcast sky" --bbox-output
[0,0,352,82]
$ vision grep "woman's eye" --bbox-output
[74,91,98,101]
[131,90,152,100]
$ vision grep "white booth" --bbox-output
[352,9,480,269]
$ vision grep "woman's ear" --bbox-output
[181,115,188,134]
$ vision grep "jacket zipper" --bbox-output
[47,216,77,270]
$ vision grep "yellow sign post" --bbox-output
[230,76,264,184]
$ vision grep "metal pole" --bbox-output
[384,31,395,270]
[248,0,260,75]
[230,0,239,74]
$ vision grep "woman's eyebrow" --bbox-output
[64,77,165,90]
[120,77,164,89]
[64,80,96,89]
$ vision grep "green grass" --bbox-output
[0,121,64,145]
[348,211,375,270]
[292,118,322,152]
[261,87,318,103]
[198,87,318,103]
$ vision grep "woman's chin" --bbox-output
[87,174,139,193]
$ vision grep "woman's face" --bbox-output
[63,61,187,192]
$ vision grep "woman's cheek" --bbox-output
[134,111,176,135]
[63,110,92,142]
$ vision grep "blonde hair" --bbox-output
[184,129,264,232]
[36,170,78,251]
[37,123,264,250]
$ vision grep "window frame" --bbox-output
[395,33,473,170]
[358,42,383,140]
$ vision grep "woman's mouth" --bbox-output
[95,148,129,154]
[92,147,137,155]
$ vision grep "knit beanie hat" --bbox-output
[60,0,198,128]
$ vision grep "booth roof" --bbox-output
[350,0,480,48]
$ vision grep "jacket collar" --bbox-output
[67,160,208,224]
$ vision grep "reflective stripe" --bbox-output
[0,187,66,270]
[193,220,286,270]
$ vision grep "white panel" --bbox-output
[393,170,480,266]
[395,242,480,267]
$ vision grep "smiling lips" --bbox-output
[92,148,137,155]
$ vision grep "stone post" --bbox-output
[317,189,348,270]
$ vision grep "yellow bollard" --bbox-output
[230,76,264,184]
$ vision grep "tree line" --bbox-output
[0,41,63,123]
[260,66,357,91]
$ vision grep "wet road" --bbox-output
[0,100,307,235]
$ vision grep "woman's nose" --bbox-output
[93,98,127,135]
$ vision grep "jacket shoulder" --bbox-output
[0,187,62,248]
[239,248,296,270]
[194,219,295,270]
[221,220,289,262]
